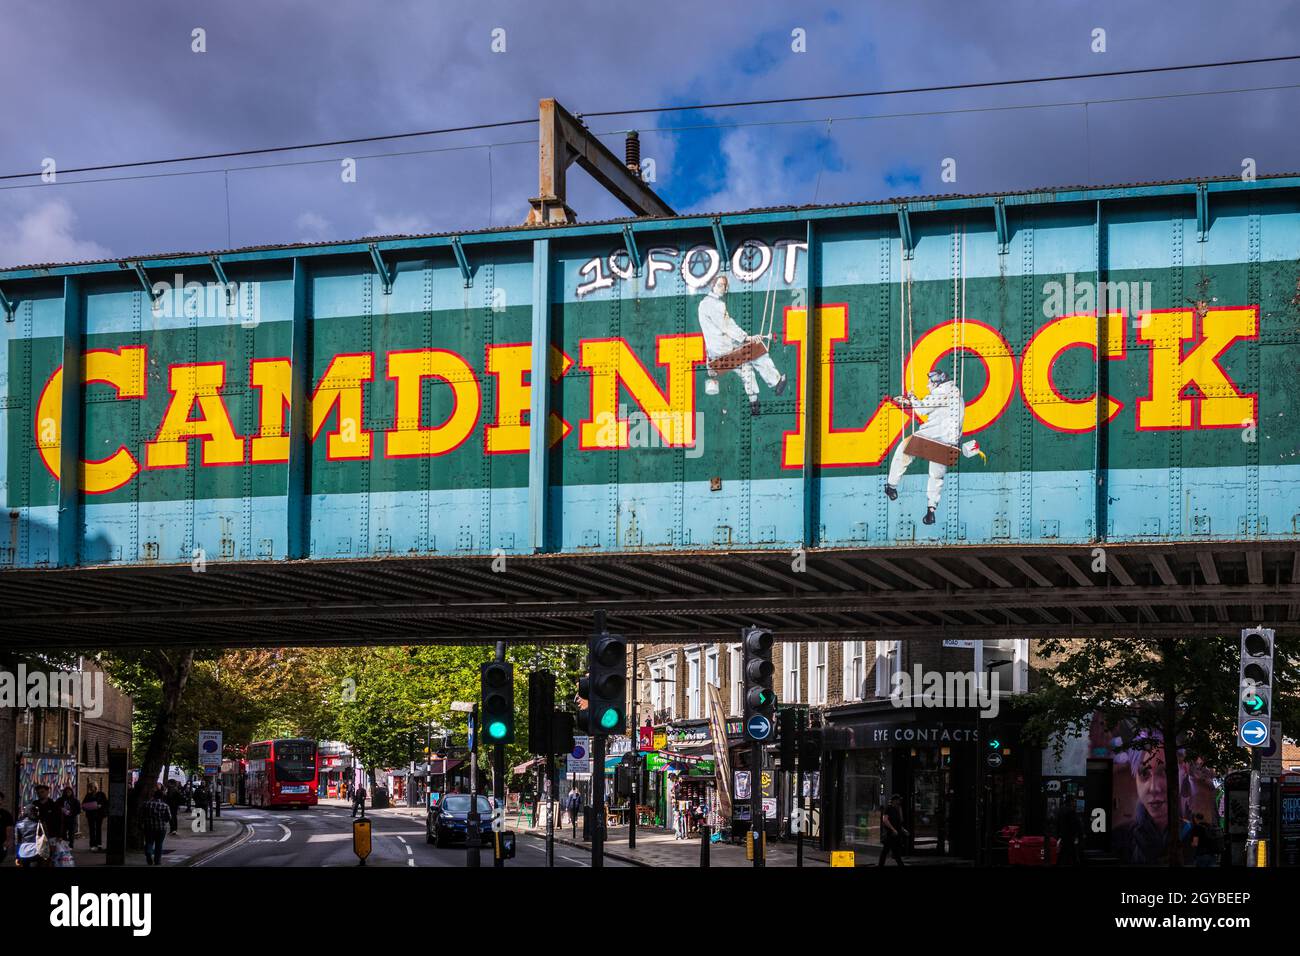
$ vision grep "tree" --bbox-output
[1025,635,1299,866]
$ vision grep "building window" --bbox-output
[729,644,743,716]
[685,648,702,719]
[843,641,866,702]
[705,645,719,718]
[977,638,1029,694]
[650,663,665,719]
[874,641,901,697]
[664,659,678,719]
[785,645,802,704]
[809,642,828,705]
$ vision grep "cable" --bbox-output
[0,118,537,182]
[2,53,1296,182]
[580,53,1300,118]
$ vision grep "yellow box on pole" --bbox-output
[1256,839,1267,867]
[746,830,766,861]
[831,850,855,867]
[353,818,372,865]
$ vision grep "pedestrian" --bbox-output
[351,783,367,818]
[182,781,193,811]
[878,794,907,866]
[81,783,106,851]
[565,785,581,837]
[34,785,61,841]
[56,786,81,848]
[0,791,14,867]
[1189,813,1219,867]
[142,787,171,865]
[1056,799,1082,865]
[14,802,46,868]
[164,780,183,834]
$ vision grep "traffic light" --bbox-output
[528,670,556,754]
[580,631,627,735]
[480,660,515,744]
[1238,627,1275,747]
[799,727,823,772]
[550,711,575,756]
[778,709,797,766]
[742,626,775,742]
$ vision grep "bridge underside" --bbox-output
[3,542,1297,649]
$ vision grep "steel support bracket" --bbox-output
[712,217,731,271]
[897,205,915,260]
[994,198,1010,255]
[127,261,162,303]
[0,284,15,321]
[368,243,394,294]
[620,224,642,275]
[209,256,235,304]
[1196,182,1210,242]
[451,236,472,287]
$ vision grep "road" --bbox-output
[194,804,628,868]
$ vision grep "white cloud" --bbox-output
[369,212,435,237]
[295,211,331,242]
[0,199,112,268]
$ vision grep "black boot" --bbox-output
[884,484,897,501]
[774,374,787,396]
[923,507,937,525]
[750,401,760,417]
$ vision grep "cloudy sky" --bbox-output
[1,0,1297,267]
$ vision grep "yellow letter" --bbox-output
[485,343,573,453]
[385,349,481,457]
[1135,307,1257,429]
[578,335,704,449]
[1021,312,1126,432]
[145,362,245,468]
[310,353,373,460]
[250,358,291,463]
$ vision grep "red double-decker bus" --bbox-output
[245,738,319,808]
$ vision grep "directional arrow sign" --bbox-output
[1245,694,1266,715]
[747,715,773,741]
[1239,718,1269,747]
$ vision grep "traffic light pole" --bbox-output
[467,703,481,868]
[493,641,506,868]
[545,752,555,867]
[751,739,764,868]
[591,733,606,869]
[1246,748,1263,867]
[629,640,638,851]
[796,707,805,868]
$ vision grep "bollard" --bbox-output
[700,824,711,867]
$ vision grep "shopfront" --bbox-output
[822,702,1039,860]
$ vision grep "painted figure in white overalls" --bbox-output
[884,369,966,525]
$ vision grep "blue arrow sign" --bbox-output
[1240,719,1268,747]
[747,715,772,741]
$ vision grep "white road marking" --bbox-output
[405,844,413,855]
[397,835,407,845]
[278,823,292,842]
[407,859,415,867]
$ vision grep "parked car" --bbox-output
[426,793,495,847]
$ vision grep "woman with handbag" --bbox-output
[14,803,49,868]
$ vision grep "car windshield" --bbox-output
[440,795,492,814]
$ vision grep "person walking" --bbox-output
[164,781,183,834]
[34,784,61,841]
[14,803,46,868]
[56,786,81,849]
[878,794,908,866]
[565,785,582,838]
[1189,813,1219,867]
[142,788,172,865]
[81,784,106,851]
[351,784,367,818]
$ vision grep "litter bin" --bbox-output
[371,786,390,810]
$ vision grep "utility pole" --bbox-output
[493,641,507,868]
[629,640,638,850]
[466,703,481,868]
[796,707,805,867]
[590,610,607,870]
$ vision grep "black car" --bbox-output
[426,794,495,847]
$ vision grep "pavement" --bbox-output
[69,808,245,867]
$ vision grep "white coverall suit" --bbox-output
[697,290,782,402]
[886,380,965,508]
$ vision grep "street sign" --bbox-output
[1240,719,1268,747]
[198,730,222,769]
[567,736,591,774]
[986,751,1004,769]
[1260,723,1284,776]
[450,701,475,713]
[353,818,372,865]
[746,714,772,741]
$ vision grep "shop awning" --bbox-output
[427,759,463,775]
[513,756,545,775]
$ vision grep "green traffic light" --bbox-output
[599,708,620,730]
[988,738,1001,749]
[487,720,508,739]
